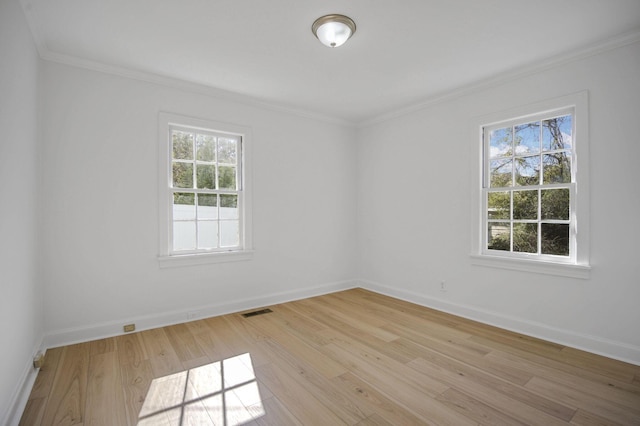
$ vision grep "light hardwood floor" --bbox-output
[19,288,640,425]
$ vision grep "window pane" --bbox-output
[543,152,571,184]
[488,191,510,219]
[173,221,196,251]
[543,115,572,151]
[172,131,193,160]
[513,223,537,253]
[197,194,218,219]
[196,134,216,162]
[541,188,569,220]
[172,162,193,188]
[218,137,238,164]
[513,190,538,220]
[490,159,512,188]
[218,166,237,190]
[488,222,510,251]
[220,220,239,247]
[515,155,540,186]
[489,127,512,158]
[196,164,216,189]
[173,193,195,220]
[541,223,569,256]
[220,194,238,219]
[197,221,218,249]
[514,122,540,155]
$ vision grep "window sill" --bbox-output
[470,254,591,279]
[158,250,254,268]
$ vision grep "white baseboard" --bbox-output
[359,279,640,366]
[43,280,358,350]
[3,337,44,426]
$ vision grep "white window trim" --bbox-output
[470,92,590,279]
[158,112,253,268]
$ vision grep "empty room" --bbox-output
[2,0,640,425]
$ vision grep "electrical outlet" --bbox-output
[33,352,45,369]
[123,324,136,333]
[440,280,447,292]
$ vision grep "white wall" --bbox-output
[0,0,43,423]
[357,41,640,364]
[40,61,358,344]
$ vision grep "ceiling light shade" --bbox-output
[312,14,356,48]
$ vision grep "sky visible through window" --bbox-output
[485,114,573,256]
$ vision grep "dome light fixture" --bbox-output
[312,14,356,48]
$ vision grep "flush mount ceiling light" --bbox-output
[312,14,356,48]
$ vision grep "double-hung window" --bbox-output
[158,113,252,266]
[485,110,574,257]
[472,93,590,278]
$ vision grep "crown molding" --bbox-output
[19,0,353,128]
[40,50,355,128]
[358,28,640,128]
[18,0,640,130]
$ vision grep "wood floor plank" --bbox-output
[258,337,370,424]
[139,327,184,377]
[255,361,347,425]
[320,343,477,425]
[435,387,527,426]
[458,318,567,356]
[119,359,154,426]
[115,333,148,367]
[559,346,640,383]
[84,351,127,425]
[356,288,464,328]
[468,325,637,385]
[334,289,475,343]
[249,395,302,426]
[407,356,573,425]
[332,372,427,426]
[382,321,492,360]
[41,342,91,426]
[248,319,347,379]
[221,314,275,366]
[321,292,395,329]
[271,302,327,333]
[271,303,340,347]
[286,299,419,368]
[89,338,115,356]
[404,328,533,386]
[354,413,394,426]
[298,296,400,343]
[18,397,47,426]
[163,323,206,364]
[479,336,640,394]
[185,317,237,363]
[202,315,271,367]
[525,376,640,425]
[485,349,640,410]
[27,346,64,400]
[570,408,625,426]
[20,288,640,426]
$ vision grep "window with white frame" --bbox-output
[484,110,574,258]
[473,93,590,278]
[158,113,252,266]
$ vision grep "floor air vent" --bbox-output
[241,308,273,318]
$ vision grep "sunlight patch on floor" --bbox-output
[138,353,265,425]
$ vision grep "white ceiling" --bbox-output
[20,0,640,124]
